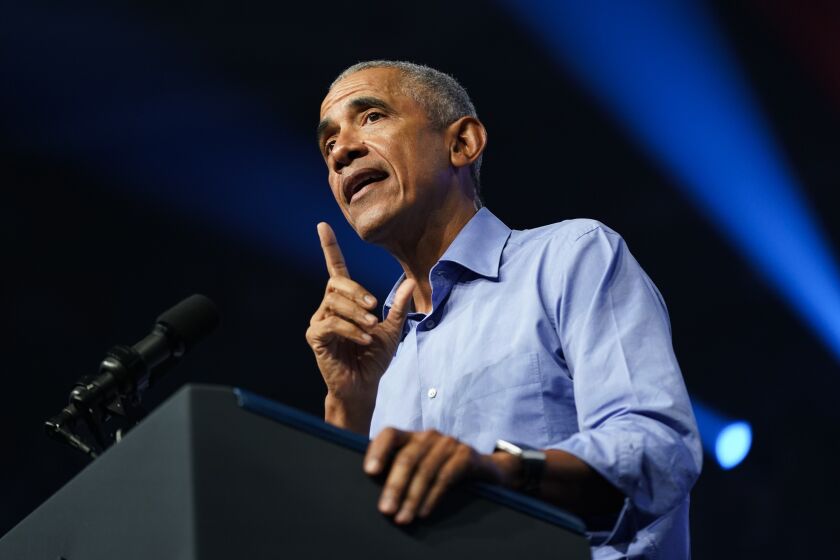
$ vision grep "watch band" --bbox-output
[494,439,547,494]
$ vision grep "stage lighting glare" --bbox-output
[692,401,752,469]
[500,0,840,361]
[715,421,752,470]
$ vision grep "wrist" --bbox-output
[324,393,374,435]
[492,440,547,494]
[489,451,524,489]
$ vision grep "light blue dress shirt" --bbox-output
[370,208,702,559]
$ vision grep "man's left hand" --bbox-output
[363,427,518,524]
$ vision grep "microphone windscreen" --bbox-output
[156,294,220,350]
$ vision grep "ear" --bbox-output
[447,116,487,171]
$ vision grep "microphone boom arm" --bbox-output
[45,294,219,459]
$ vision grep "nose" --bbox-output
[330,130,368,173]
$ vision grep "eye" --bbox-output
[364,111,384,124]
[325,140,335,155]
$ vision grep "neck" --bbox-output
[386,196,477,314]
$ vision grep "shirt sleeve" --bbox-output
[547,224,702,533]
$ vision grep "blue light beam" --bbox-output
[501,0,840,361]
[692,401,752,469]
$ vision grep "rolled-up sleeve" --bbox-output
[548,224,702,529]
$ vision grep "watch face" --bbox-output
[521,449,548,462]
[495,439,525,456]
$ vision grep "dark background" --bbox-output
[3,1,839,557]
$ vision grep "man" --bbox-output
[306,60,702,559]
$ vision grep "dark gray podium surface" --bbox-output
[0,384,591,559]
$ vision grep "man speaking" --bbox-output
[306,60,701,559]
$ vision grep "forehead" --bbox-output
[320,67,411,119]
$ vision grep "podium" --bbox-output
[0,385,591,559]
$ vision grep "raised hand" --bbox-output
[305,222,415,433]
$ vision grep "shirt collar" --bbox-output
[437,207,511,278]
[383,207,512,313]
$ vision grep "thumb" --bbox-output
[384,278,416,328]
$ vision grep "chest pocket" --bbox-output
[448,352,548,453]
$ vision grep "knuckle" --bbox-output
[382,484,400,499]
[328,278,346,295]
[455,445,472,460]
[394,452,418,468]
[421,429,441,441]
[305,323,327,343]
[412,467,431,483]
[324,316,344,332]
[441,435,457,448]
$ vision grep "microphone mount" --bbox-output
[45,294,219,459]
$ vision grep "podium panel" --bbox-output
[0,385,591,559]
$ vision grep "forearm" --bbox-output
[324,393,375,435]
[540,450,625,514]
[491,448,625,516]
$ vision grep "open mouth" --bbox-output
[345,169,389,203]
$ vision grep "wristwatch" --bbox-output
[494,439,546,494]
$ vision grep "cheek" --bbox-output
[368,126,448,192]
[392,135,447,182]
[368,137,409,187]
[410,139,451,185]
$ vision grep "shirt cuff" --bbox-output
[546,429,645,547]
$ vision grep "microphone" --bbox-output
[76,293,219,410]
[46,294,220,457]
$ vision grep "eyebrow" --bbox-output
[316,96,395,148]
[316,118,334,148]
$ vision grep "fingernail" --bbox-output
[362,334,373,343]
[364,458,380,473]
[365,313,377,324]
[379,495,396,513]
[395,508,413,524]
[364,295,375,305]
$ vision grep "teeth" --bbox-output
[354,174,384,194]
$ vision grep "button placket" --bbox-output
[415,326,443,430]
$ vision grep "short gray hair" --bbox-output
[331,60,484,206]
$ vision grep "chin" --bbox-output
[349,205,398,244]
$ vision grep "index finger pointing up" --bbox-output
[317,222,350,278]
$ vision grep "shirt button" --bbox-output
[426,319,436,329]
[427,387,437,399]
